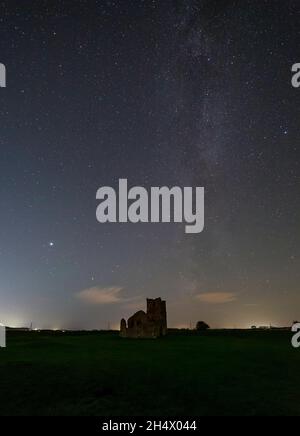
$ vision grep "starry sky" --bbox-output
[0,0,299,330]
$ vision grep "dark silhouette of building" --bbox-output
[120,298,167,338]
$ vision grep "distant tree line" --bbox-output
[196,321,210,331]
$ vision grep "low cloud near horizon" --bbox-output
[195,292,237,304]
[77,286,124,305]
[77,286,142,307]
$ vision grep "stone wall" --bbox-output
[120,298,167,339]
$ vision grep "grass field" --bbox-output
[0,330,299,416]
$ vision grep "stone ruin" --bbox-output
[120,298,167,338]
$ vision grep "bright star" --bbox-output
[49,242,55,247]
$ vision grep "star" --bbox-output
[49,242,55,247]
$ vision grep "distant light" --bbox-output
[49,242,54,247]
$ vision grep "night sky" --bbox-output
[0,0,299,330]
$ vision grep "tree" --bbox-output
[196,321,210,331]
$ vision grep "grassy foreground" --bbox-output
[0,330,299,416]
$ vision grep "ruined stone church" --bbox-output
[120,298,167,338]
